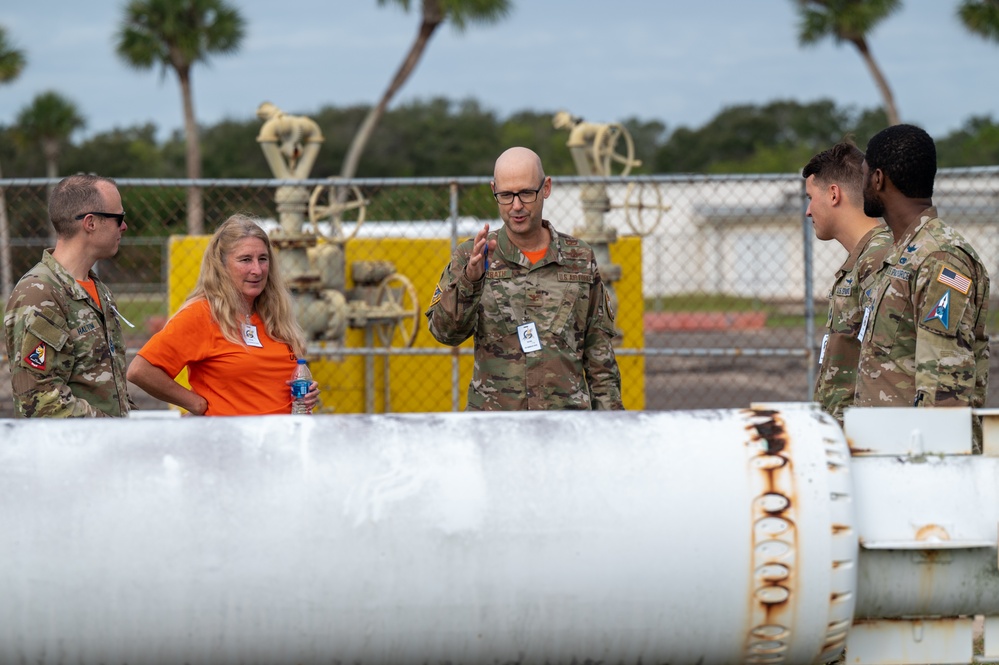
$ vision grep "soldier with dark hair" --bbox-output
[855,124,990,448]
[3,174,132,417]
[426,146,623,410]
[803,141,892,424]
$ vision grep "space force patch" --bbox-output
[924,290,951,330]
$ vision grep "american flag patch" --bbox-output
[937,266,972,294]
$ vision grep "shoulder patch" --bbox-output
[937,266,972,295]
[924,290,951,330]
[429,285,442,307]
[26,341,47,370]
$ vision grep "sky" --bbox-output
[1,0,998,146]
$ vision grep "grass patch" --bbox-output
[113,292,168,333]
[645,294,767,313]
[645,294,825,329]
[767,312,827,328]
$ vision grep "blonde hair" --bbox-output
[184,214,306,357]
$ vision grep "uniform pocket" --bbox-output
[26,311,69,350]
[546,281,581,335]
[478,273,521,339]
[868,287,905,353]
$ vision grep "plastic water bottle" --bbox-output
[290,358,312,415]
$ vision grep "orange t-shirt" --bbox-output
[137,299,299,415]
[522,248,547,264]
[77,279,102,310]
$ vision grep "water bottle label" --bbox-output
[290,380,310,399]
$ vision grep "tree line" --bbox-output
[2,96,999,183]
[2,0,999,190]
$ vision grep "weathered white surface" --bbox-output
[850,452,999,619]
[844,406,974,456]
[846,618,976,665]
[0,409,850,665]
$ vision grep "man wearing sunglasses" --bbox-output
[4,173,132,417]
[426,146,623,410]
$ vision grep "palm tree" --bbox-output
[115,0,245,235]
[15,92,86,181]
[0,25,24,84]
[793,0,902,126]
[958,0,999,43]
[0,24,26,300]
[339,0,511,181]
[15,92,85,243]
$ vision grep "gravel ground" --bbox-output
[3,329,999,417]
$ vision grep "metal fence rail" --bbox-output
[2,171,998,416]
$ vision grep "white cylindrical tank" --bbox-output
[0,409,855,665]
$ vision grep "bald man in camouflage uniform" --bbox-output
[4,174,132,417]
[855,125,989,449]
[426,146,623,410]
[803,142,893,424]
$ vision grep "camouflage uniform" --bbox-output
[3,250,131,417]
[855,208,989,447]
[426,220,623,410]
[814,225,893,424]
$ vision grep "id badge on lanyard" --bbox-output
[517,321,541,353]
[242,323,263,348]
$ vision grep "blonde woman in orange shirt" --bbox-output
[127,214,319,415]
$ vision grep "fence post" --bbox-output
[449,181,461,412]
[0,166,12,302]
[801,176,816,400]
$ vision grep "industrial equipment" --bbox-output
[2,405,996,664]
[256,102,419,348]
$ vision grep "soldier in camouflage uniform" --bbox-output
[3,174,131,417]
[803,142,893,424]
[426,146,623,410]
[855,125,989,449]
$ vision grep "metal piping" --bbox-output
[1,408,853,665]
[2,407,997,664]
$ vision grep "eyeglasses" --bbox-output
[493,181,545,205]
[76,211,126,226]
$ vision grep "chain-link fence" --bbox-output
[2,170,999,417]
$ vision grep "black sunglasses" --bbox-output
[75,211,126,225]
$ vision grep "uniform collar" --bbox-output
[494,220,563,268]
[894,206,938,250]
[42,249,101,303]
